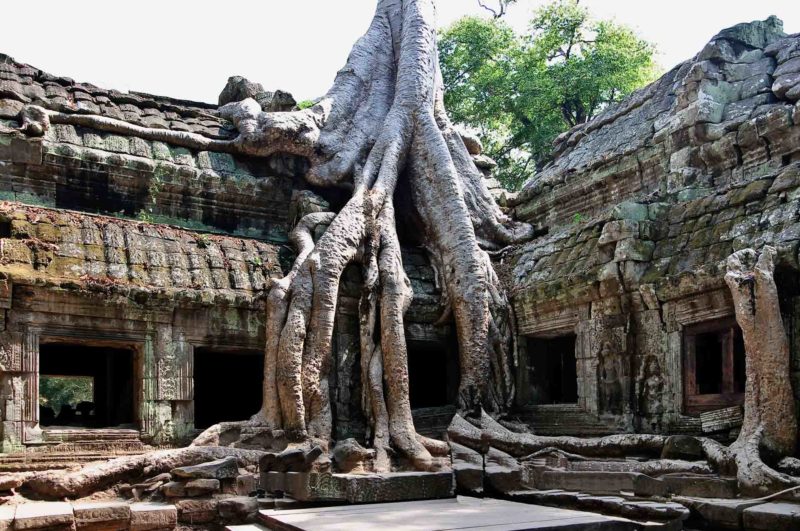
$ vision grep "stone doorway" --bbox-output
[407,337,460,409]
[38,343,136,429]
[193,347,264,429]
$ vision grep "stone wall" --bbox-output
[507,18,800,437]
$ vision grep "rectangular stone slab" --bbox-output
[259,496,639,530]
[742,502,800,531]
[0,506,15,531]
[129,503,177,531]
[73,501,130,531]
[14,502,74,531]
[284,471,455,503]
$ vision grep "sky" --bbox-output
[0,1,797,104]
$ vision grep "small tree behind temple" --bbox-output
[440,0,657,190]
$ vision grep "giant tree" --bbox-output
[16,0,534,484]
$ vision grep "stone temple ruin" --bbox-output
[1,8,800,531]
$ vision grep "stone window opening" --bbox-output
[683,318,746,415]
[39,343,136,429]
[0,219,10,238]
[193,347,264,429]
[525,334,579,405]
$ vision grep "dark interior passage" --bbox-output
[527,335,578,404]
[194,347,264,429]
[39,343,135,428]
[407,338,460,409]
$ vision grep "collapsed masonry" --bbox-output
[0,9,799,528]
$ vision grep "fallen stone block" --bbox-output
[72,501,130,531]
[185,478,220,497]
[160,481,186,498]
[537,470,635,494]
[171,456,238,480]
[176,498,218,525]
[235,474,258,495]
[742,502,800,531]
[129,502,178,531]
[14,502,74,531]
[450,442,483,495]
[218,496,259,523]
[485,447,522,493]
[262,471,286,494]
[675,496,763,529]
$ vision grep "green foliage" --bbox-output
[297,99,316,110]
[439,0,657,190]
[39,375,93,414]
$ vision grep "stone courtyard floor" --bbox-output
[250,496,640,530]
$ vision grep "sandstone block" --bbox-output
[217,496,259,523]
[235,474,257,495]
[484,447,521,494]
[129,503,177,531]
[661,435,704,460]
[185,478,220,497]
[72,501,130,531]
[14,502,74,531]
[160,481,186,498]
[450,442,483,495]
[0,506,14,531]
[176,498,218,525]
[742,502,800,530]
[171,456,237,480]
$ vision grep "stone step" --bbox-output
[506,489,689,525]
[675,496,800,530]
[263,471,455,504]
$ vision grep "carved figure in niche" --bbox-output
[637,355,664,431]
[598,340,623,414]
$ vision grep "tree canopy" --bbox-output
[439,0,658,189]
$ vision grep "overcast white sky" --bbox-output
[1,1,797,104]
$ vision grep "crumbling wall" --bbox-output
[508,17,800,438]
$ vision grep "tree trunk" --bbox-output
[17,0,533,477]
[723,246,799,493]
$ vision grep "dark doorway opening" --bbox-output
[526,335,578,404]
[683,318,746,414]
[407,338,459,409]
[39,343,135,428]
[194,347,264,429]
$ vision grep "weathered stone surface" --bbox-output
[742,502,800,530]
[450,442,483,495]
[72,501,130,531]
[484,447,522,494]
[185,478,221,497]
[661,435,704,460]
[129,503,177,531]
[235,474,258,496]
[282,471,454,503]
[0,506,13,531]
[675,496,763,529]
[172,456,238,480]
[14,502,74,531]
[218,76,265,106]
[217,496,259,523]
[331,438,373,473]
[176,498,218,524]
[160,481,186,498]
[458,129,483,155]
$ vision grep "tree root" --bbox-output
[19,447,265,499]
